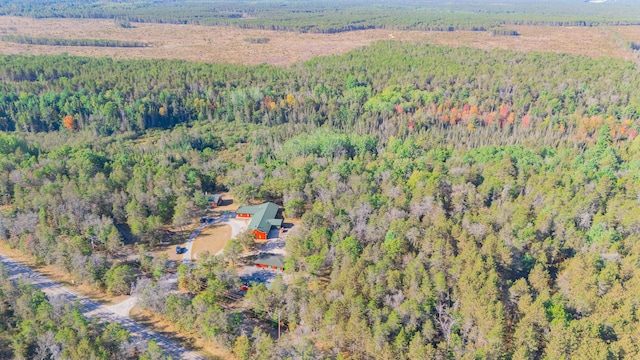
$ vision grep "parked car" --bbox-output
[176,246,182,254]
[200,218,207,223]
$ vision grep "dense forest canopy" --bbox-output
[1,0,640,32]
[0,42,639,137]
[1,40,640,358]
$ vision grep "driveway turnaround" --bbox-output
[182,212,249,261]
[0,253,203,360]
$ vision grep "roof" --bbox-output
[236,202,281,234]
[208,194,221,203]
[254,254,285,268]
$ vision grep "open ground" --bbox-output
[191,223,232,259]
[0,16,637,65]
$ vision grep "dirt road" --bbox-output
[0,253,203,360]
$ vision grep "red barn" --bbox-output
[236,202,283,240]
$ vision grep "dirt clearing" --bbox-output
[156,242,185,262]
[0,16,636,65]
[191,223,232,260]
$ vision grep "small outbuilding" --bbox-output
[236,202,283,240]
[208,194,223,208]
[254,254,285,271]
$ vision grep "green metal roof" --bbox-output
[237,202,281,234]
[254,254,285,268]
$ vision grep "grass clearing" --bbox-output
[192,223,232,260]
[0,16,635,65]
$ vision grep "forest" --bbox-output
[0,35,148,47]
[0,264,167,359]
[1,0,640,33]
[2,36,640,358]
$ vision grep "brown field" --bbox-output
[191,223,232,260]
[0,16,637,65]
[614,26,640,51]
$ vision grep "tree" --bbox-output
[63,115,76,130]
[252,328,275,360]
[173,196,195,229]
[285,198,305,218]
[137,245,153,274]
[236,229,257,252]
[151,253,169,279]
[132,277,168,313]
[139,339,167,360]
[177,264,204,293]
[232,184,257,206]
[339,236,362,262]
[105,225,122,256]
[224,239,243,267]
[233,334,251,360]
[104,264,135,296]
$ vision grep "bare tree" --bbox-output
[34,331,60,360]
[435,294,460,346]
[132,277,170,313]
[410,196,435,219]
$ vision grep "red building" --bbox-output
[254,254,285,271]
[236,202,283,240]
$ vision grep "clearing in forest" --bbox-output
[0,16,636,64]
[191,223,232,260]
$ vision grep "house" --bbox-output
[208,194,222,208]
[236,202,283,240]
[254,253,285,271]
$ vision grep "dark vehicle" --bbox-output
[200,218,207,223]
[176,246,182,254]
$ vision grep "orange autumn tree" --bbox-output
[63,115,76,130]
